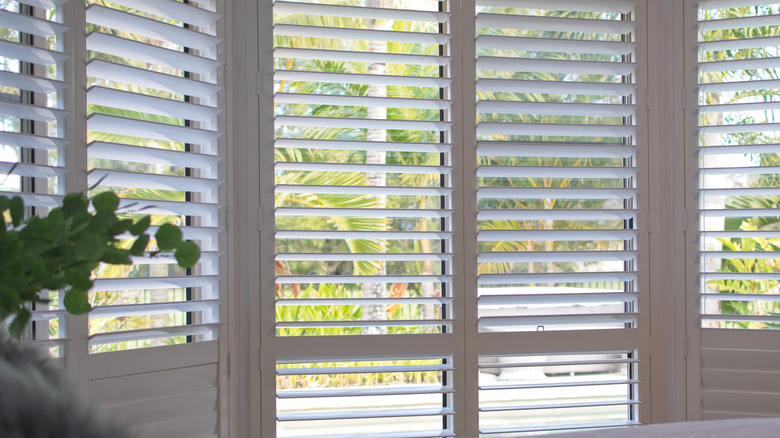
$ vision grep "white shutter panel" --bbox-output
[84,0,224,436]
[475,0,642,433]
[0,0,71,357]
[273,1,454,436]
[696,0,780,419]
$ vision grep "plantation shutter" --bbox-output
[0,0,72,357]
[694,0,780,420]
[474,0,644,434]
[272,1,456,436]
[84,0,225,436]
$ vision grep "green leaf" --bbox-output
[0,196,8,214]
[62,193,88,216]
[7,308,30,340]
[64,288,91,315]
[129,216,151,236]
[130,234,150,256]
[9,196,23,226]
[65,268,93,291]
[0,283,20,314]
[156,223,182,251]
[101,247,132,265]
[92,191,119,212]
[75,234,107,260]
[174,241,200,268]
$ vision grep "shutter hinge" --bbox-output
[682,209,687,233]
[224,205,229,232]
[258,205,263,231]
[258,346,263,372]
[227,353,231,379]
[646,88,651,112]
[257,70,262,96]
[683,333,688,358]
[223,63,229,90]
[681,87,686,110]
[648,335,652,360]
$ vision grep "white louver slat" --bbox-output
[475,0,641,434]
[273,0,454,436]
[0,0,71,354]
[85,0,222,353]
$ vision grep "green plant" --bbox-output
[0,192,199,338]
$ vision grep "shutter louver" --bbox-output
[85,0,222,352]
[273,0,454,436]
[696,0,780,420]
[475,0,641,433]
[0,0,71,354]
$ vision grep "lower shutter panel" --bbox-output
[475,0,641,433]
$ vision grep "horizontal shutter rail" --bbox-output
[275,230,449,240]
[277,298,452,306]
[477,101,636,117]
[701,293,780,303]
[0,70,67,94]
[700,144,780,155]
[129,250,220,265]
[274,1,449,23]
[277,363,454,375]
[479,251,637,263]
[701,251,780,259]
[19,0,68,7]
[479,313,637,328]
[477,209,637,221]
[481,421,640,435]
[88,323,219,346]
[21,339,68,351]
[275,138,451,153]
[276,207,452,219]
[477,187,637,200]
[701,123,780,135]
[476,35,635,55]
[276,184,451,197]
[0,162,67,179]
[701,230,780,239]
[86,4,220,52]
[29,309,65,322]
[477,165,636,179]
[107,0,220,28]
[0,191,61,207]
[275,115,451,131]
[91,275,219,291]
[700,79,780,94]
[477,78,636,96]
[87,86,221,122]
[274,48,451,67]
[475,13,635,34]
[699,0,773,8]
[478,292,638,306]
[88,142,220,168]
[479,357,639,369]
[86,32,220,75]
[698,14,780,32]
[477,230,637,242]
[699,57,780,74]
[701,187,780,197]
[274,24,450,45]
[116,198,221,218]
[0,131,69,151]
[275,92,451,110]
[699,35,780,53]
[277,319,452,329]
[0,9,67,38]
[480,399,640,412]
[87,169,219,193]
[278,385,453,399]
[88,114,221,144]
[701,166,780,176]
[276,275,452,284]
[275,162,450,175]
[87,60,221,99]
[275,70,451,88]
[284,431,454,438]
[475,0,636,14]
[276,253,452,262]
[0,100,68,123]
[278,407,454,422]
[476,56,636,76]
[478,271,637,285]
[88,299,220,318]
[701,273,780,281]
[702,315,780,324]
[480,378,640,391]
[477,142,635,158]
[0,39,68,65]
[477,121,636,138]
[700,101,780,115]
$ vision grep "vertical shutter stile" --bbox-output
[0,0,71,356]
[83,0,224,436]
[696,0,780,419]
[273,1,455,436]
[475,0,642,434]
